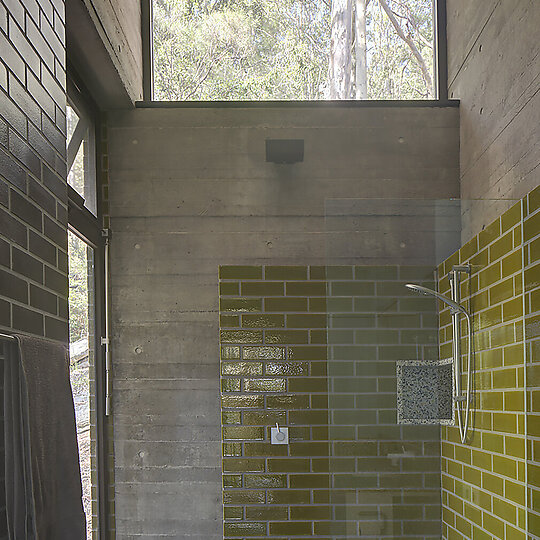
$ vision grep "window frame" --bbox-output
[141,0,449,104]
[67,70,110,540]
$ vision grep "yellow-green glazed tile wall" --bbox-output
[524,185,540,537]
[438,189,538,539]
[220,265,442,538]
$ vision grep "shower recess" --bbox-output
[405,264,473,444]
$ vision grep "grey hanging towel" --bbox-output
[4,336,86,540]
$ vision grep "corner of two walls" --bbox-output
[439,185,540,539]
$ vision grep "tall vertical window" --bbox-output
[151,0,436,101]
[66,80,107,539]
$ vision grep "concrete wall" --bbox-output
[446,0,540,239]
[107,105,460,538]
[0,0,68,536]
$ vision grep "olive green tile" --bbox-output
[503,343,524,366]
[220,329,263,344]
[222,411,241,424]
[244,378,286,392]
[221,346,240,359]
[288,377,327,392]
[289,441,330,456]
[325,265,354,279]
[525,262,540,292]
[490,232,513,263]
[287,313,327,328]
[353,297,399,312]
[288,345,327,360]
[326,329,354,344]
[264,297,308,312]
[265,361,308,376]
[377,313,421,328]
[493,455,517,479]
[479,262,502,290]
[220,298,262,313]
[501,201,522,232]
[333,441,377,456]
[266,490,311,504]
[222,361,263,376]
[470,248,489,270]
[310,329,328,343]
[311,393,330,408]
[331,313,376,328]
[245,506,288,520]
[222,442,242,456]
[478,305,502,329]
[483,513,505,538]
[401,329,438,344]
[244,473,287,488]
[223,458,265,472]
[265,265,307,280]
[221,378,241,392]
[331,281,375,296]
[460,236,479,262]
[223,474,242,488]
[243,442,288,456]
[491,323,517,348]
[332,345,376,360]
[290,505,332,520]
[493,412,517,433]
[524,206,540,242]
[242,411,286,425]
[289,410,329,424]
[505,479,526,505]
[267,458,310,473]
[355,265,398,280]
[220,282,239,295]
[223,506,243,520]
[399,297,437,313]
[489,277,515,305]
[309,297,327,312]
[269,521,312,536]
[219,265,262,279]
[503,297,523,321]
[290,473,329,488]
[502,250,523,278]
[505,435,526,458]
[222,490,265,504]
[530,236,540,264]
[266,395,310,409]
[241,281,284,296]
[314,521,358,535]
[479,218,502,250]
[224,521,266,537]
[309,265,327,279]
[286,281,327,296]
[241,313,285,328]
[221,394,264,408]
[243,346,285,360]
[220,314,239,327]
[310,361,327,376]
[265,329,309,344]
[326,297,353,312]
[223,426,264,440]
[504,390,524,412]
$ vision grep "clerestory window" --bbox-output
[148,0,444,101]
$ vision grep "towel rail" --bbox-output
[0,332,17,342]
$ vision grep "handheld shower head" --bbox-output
[405,283,467,315]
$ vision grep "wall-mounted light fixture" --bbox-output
[265,139,304,164]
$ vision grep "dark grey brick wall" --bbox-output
[0,0,67,340]
[0,1,67,535]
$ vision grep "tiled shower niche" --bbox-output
[219,265,442,538]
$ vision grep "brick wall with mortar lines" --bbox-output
[220,264,443,538]
[438,191,534,539]
[0,1,67,537]
[523,185,539,536]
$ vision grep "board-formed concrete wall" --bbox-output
[446,0,540,239]
[107,105,459,538]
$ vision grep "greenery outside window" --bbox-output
[151,0,438,101]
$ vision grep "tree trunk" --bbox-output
[355,0,367,99]
[328,0,353,99]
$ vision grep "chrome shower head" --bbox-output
[405,283,468,315]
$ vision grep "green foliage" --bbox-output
[153,0,433,100]
[68,231,90,344]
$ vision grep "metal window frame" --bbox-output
[141,0,450,104]
[67,70,110,540]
